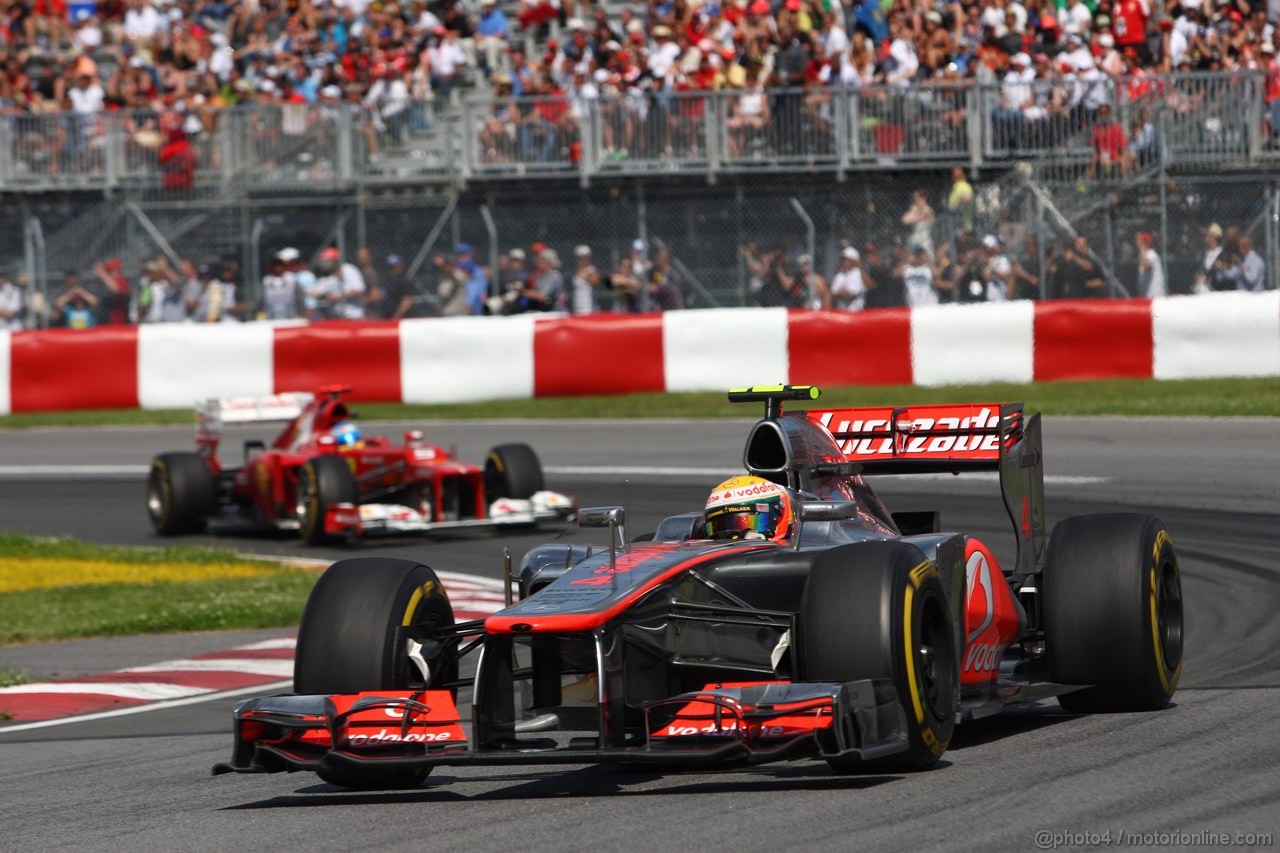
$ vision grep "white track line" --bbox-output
[0,680,292,735]
[0,682,211,700]
[122,658,295,678]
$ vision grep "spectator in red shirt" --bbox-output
[1087,103,1129,179]
[1112,0,1152,64]
[158,125,197,190]
[92,259,131,325]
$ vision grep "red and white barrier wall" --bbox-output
[1,292,1276,415]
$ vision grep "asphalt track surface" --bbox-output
[1,419,1278,852]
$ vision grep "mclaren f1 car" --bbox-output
[146,386,574,544]
[213,385,1184,788]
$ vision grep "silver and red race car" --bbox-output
[146,385,574,543]
[213,385,1183,788]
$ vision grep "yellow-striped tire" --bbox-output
[799,541,957,772]
[295,558,457,790]
[1044,514,1183,713]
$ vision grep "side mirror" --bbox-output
[578,506,626,571]
[798,501,859,522]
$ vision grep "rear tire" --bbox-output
[483,443,545,500]
[799,542,957,772]
[1043,513,1183,713]
[146,452,214,535]
[296,456,358,545]
[295,557,456,789]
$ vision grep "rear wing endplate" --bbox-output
[807,404,1046,574]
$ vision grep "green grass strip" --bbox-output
[1,377,1277,428]
[0,534,317,646]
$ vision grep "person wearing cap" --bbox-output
[982,235,1014,302]
[901,243,938,308]
[452,243,490,316]
[92,258,131,325]
[53,271,100,330]
[794,253,830,310]
[0,266,26,331]
[522,248,566,312]
[830,246,870,311]
[570,245,601,315]
[1194,223,1226,293]
[312,247,368,320]
[262,253,302,321]
[1135,232,1166,298]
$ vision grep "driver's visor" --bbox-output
[705,499,782,539]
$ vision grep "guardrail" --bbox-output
[0,73,1267,192]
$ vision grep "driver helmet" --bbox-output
[332,421,362,448]
[704,475,794,542]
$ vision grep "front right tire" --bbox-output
[294,557,456,789]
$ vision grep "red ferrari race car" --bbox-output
[213,385,1183,789]
[146,386,574,543]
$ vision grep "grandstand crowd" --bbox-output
[1,0,1277,123]
[0,200,1271,331]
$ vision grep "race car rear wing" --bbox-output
[195,393,314,455]
[807,403,1046,574]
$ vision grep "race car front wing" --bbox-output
[212,679,907,778]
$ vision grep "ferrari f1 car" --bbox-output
[214,385,1184,788]
[146,386,574,544]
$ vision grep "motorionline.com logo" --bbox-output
[1035,829,1273,849]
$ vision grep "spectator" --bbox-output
[525,248,566,311]
[0,266,26,331]
[54,272,99,329]
[430,252,469,316]
[901,189,936,258]
[261,254,301,321]
[1135,232,1166,297]
[983,235,1014,302]
[132,257,185,323]
[901,243,938,308]
[158,124,197,190]
[862,242,898,308]
[454,243,490,315]
[355,247,385,318]
[795,254,830,310]
[1088,103,1129,179]
[1193,223,1226,294]
[313,248,368,319]
[1053,236,1106,299]
[947,167,976,234]
[383,254,410,312]
[648,248,685,311]
[92,259,131,325]
[195,262,241,323]
[829,246,870,311]
[1234,236,1267,292]
[570,245,600,314]
[474,0,510,76]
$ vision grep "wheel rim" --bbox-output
[146,469,168,523]
[397,608,451,690]
[917,595,956,721]
[1156,558,1183,671]
[296,469,316,528]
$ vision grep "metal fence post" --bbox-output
[337,105,354,184]
[968,85,984,168]
[789,197,816,307]
[1104,204,1117,298]
[706,92,721,176]
[480,202,499,299]
[836,88,850,178]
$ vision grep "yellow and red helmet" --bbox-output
[704,475,794,542]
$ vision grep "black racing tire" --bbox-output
[483,443,545,501]
[1043,513,1183,713]
[799,541,957,772]
[146,452,214,535]
[296,456,358,545]
[294,557,457,790]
